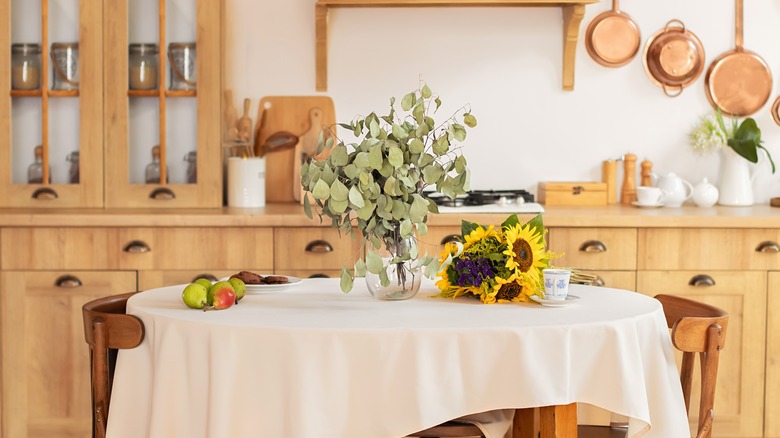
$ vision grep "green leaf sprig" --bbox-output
[301,82,477,292]
[715,110,775,173]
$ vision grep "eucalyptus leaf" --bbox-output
[349,186,365,208]
[303,193,313,219]
[344,164,359,179]
[369,119,380,138]
[312,179,330,201]
[409,138,425,154]
[383,176,399,196]
[354,152,370,168]
[354,258,367,277]
[400,219,413,237]
[331,145,349,166]
[401,92,416,111]
[368,146,383,170]
[433,137,449,156]
[388,145,403,168]
[357,201,376,220]
[417,222,428,236]
[330,179,349,202]
[422,164,444,185]
[328,198,348,215]
[409,194,428,223]
[463,113,477,128]
[340,268,354,293]
[370,234,383,250]
[421,84,432,98]
[366,248,383,274]
[392,124,408,139]
[379,268,391,287]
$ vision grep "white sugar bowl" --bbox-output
[692,178,719,208]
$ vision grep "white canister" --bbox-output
[227,157,265,208]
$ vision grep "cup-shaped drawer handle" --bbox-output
[579,240,607,253]
[123,240,151,254]
[756,241,780,253]
[149,187,176,200]
[593,276,606,287]
[192,274,218,283]
[32,187,58,200]
[308,273,330,278]
[305,240,333,253]
[55,274,82,288]
[689,274,716,287]
[440,234,461,245]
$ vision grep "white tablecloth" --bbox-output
[107,278,689,438]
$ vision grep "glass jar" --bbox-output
[28,145,45,184]
[128,43,159,90]
[168,42,196,91]
[145,145,169,184]
[11,43,41,90]
[365,235,421,300]
[51,42,79,91]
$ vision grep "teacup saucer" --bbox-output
[631,201,663,208]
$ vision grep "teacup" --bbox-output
[543,269,571,301]
[636,186,665,206]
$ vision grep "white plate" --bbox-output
[530,294,580,307]
[631,201,663,208]
[220,275,303,292]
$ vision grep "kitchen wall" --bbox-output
[225,0,780,202]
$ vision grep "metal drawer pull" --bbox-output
[305,240,333,253]
[755,241,780,253]
[579,240,607,253]
[308,273,330,279]
[441,234,461,245]
[32,187,58,200]
[149,187,176,200]
[55,274,82,288]
[192,274,218,283]
[593,276,605,287]
[123,240,151,254]
[688,274,716,287]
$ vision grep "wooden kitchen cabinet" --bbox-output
[548,227,637,271]
[274,228,362,272]
[766,272,780,438]
[0,0,104,208]
[139,269,241,290]
[1,270,137,438]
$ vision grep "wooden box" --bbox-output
[537,182,608,206]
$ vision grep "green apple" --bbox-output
[228,278,246,302]
[208,281,235,306]
[182,283,208,309]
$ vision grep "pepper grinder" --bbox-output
[640,159,654,187]
[621,153,637,205]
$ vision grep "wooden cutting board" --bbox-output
[254,96,335,203]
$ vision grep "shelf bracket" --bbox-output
[562,4,586,91]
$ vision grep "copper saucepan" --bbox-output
[643,20,705,97]
[584,0,641,68]
[705,0,772,117]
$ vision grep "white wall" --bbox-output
[225,0,780,202]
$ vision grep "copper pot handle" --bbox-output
[611,0,619,12]
[735,0,743,51]
[662,84,683,98]
[664,19,685,33]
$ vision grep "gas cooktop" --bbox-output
[425,190,544,214]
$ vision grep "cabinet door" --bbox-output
[766,272,780,437]
[0,0,103,207]
[636,270,766,438]
[548,228,637,270]
[103,0,222,208]
[1,271,137,437]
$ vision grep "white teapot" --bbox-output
[692,178,719,208]
[651,172,693,207]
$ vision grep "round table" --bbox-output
[107,278,690,438]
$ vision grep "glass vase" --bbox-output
[365,236,421,301]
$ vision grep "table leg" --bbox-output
[513,407,539,438]
[540,403,577,437]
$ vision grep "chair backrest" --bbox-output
[82,292,145,438]
[654,294,728,438]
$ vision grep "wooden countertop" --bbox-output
[0,204,778,228]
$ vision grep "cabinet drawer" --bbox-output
[638,228,780,270]
[274,228,360,271]
[2,228,121,270]
[548,228,636,270]
[117,228,274,270]
[578,270,636,291]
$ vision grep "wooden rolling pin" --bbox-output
[621,153,637,205]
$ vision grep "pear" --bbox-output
[193,277,213,290]
[228,278,246,302]
[207,281,236,309]
[182,283,209,309]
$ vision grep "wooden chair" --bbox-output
[579,294,728,438]
[82,292,145,438]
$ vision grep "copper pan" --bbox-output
[584,0,640,68]
[772,97,780,126]
[705,0,772,117]
[643,20,705,97]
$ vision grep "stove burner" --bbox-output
[426,190,534,207]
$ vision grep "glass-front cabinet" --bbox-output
[1,0,222,208]
[0,0,103,207]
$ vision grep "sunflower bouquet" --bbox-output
[435,213,559,304]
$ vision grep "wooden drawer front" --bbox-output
[419,226,461,258]
[280,270,343,279]
[117,228,273,271]
[638,228,780,271]
[548,228,636,270]
[579,270,636,291]
[2,271,137,437]
[637,270,766,438]
[138,270,256,291]
[274,228,358,271]
[1,228,120,270]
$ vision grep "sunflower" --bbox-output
[503,223,546,287]
[463,225,498,250]
[493,274,522,303]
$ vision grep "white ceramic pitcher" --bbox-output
[651,172,693,207]
[718,147,757,206]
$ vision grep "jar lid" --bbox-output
[169,42,196,51]
[12,43,41,55]
[129,43,159,55]
[51,42,79,51]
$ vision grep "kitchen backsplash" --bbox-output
[226,0,780,203]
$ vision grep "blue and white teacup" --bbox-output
[543,269,571,301]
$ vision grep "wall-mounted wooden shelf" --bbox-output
[315,0,598,91]
[48,90,79,98]
[10,90,43,97]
